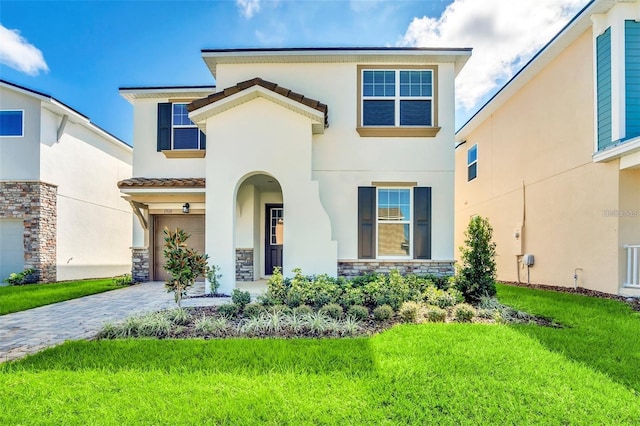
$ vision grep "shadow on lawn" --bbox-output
[498,284,640,394]
[1,338,376,376]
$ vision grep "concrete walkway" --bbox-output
[0,281,248,363]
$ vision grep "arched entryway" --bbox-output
[235,173,283,282]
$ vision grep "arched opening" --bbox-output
[235,173,283,283]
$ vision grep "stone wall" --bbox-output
[131,247,150,282]
[338,259,455,278]
[0,181,57,282]
[236,248,254,281]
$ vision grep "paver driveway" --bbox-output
[0,282,229,363]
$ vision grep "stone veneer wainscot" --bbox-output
[338,259,455,278]
[131,247,150,282]
[0,181,57,282]
[235,248,254,281]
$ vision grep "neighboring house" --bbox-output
[119,47,471,294]
[455,0,640,297]
[0,80,133,283]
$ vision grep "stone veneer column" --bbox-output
[0,181,57,282]
[131,247,150,282]
[235,249,254,281]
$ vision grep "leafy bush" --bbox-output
[232,289,251,309]
[163,227,209,307]
[264,267,288,305]
[423,286,463,308]
[455,216,497,303]
[373,304,394,321]
[347,305,369,321]
[293,304,313,316]
[207,264,222,296]
[320,303,343,319]
[424,305,447,323]
[268,304,292,315]
[453,303,476,323]
[112,274,133,286]
[3,268,36,285]
[243,303,264,318]
[217,304,239,318]
[194,315,229,335]
[398,301,421,323]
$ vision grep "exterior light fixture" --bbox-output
[182,203,190,214]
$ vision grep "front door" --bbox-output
[265,204,283,275]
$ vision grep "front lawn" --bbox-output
[0,278,130,315]
[1,284,639,424]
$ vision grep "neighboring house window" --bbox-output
[357,66,438,137]
[596,27,612,151]
[358,186,431,260]
[467,144,478,181]
[157,103,206,153]
[0,110,24,137]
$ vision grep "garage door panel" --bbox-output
[0,219,25,282]
[154,215,205,282]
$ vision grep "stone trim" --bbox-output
[131,247,150,282]
[338,259,454,278]
[236,248,254,281]
[0,181,57,282]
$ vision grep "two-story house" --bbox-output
[0,80,133,283]
[119,47,471,294]
[455,0,640,297]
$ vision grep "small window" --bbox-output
[377,188,412,258]
[467,144,478,181]
[362,69,433,127]
[0,110,24,137]
[172,104,202,149]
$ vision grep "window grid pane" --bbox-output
[172,104,193,126]
[0,111,23,136]
[363,70,395,97]
[399,71,432,97]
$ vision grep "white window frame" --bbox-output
[467,144,478,181]
[0,110,24,137]
[172,103,201,150]
[361,69,434,128]
[376,187,413,259]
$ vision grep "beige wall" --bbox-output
[455,28,635,293]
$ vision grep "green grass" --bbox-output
[0,279,128,315]
[1,285,639,424]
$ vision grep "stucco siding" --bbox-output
[0,88,41,180]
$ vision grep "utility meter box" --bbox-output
[523,254,535,266]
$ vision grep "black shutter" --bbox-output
[200,131,206,150]
[414,187,431,259]
[157,103,172,152]
[358,186,376,259]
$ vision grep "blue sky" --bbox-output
[0,0,588,144]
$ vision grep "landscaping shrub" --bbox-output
[232,289,251,310]
[347,305,369,321]
[373,304,394,321]
[423,286,463,308]
[163,227,209,307]
[268,304,292,315]
[424,305,447,323]
[320,303,344,319]
[166,308,191,325]
[112,274,133,286]
[217,304,239,318]
[194,315,229,336]
[398,301,421,323]
[293,304,313,316]
[3,268,36,285]
[207,264,222,296]
[455,216,497,303]
[264,267,288,305]
[453,303,476,323]
[243,303,264,318]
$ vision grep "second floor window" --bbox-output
[362,69,433,127]
[172,103,202,149]
[467,144,477,181]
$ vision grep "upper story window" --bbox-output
[467,144,478,181]
[0,110,24,137]
[357,66,440,137]
[157,102,206,158]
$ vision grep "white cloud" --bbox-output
[399,0,588,112]
[237,0,261,19]
[0,25,49,76]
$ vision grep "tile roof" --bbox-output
[118,178,206,189]
[187,77,328,127]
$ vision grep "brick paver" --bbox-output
[0,282,232,363]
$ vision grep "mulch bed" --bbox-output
[500,281,640,312]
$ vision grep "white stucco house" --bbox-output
[119,47,471,294]
[0,79,133,283]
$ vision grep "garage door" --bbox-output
[153,215,205,282]
[0,219,25,282]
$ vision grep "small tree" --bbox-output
[163,227,209,307]
[455,216,497,303]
